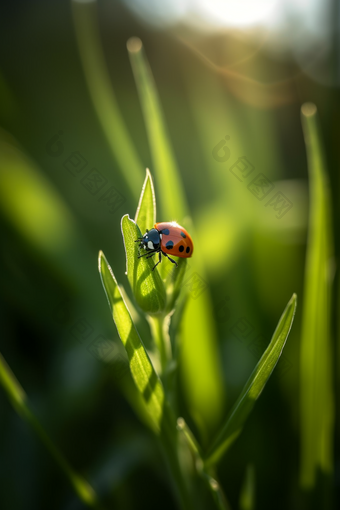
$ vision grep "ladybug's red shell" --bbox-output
[155,222,194,258]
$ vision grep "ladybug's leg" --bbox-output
[162,251,178,267]
[138,250,156,259]
[152,252,162,271]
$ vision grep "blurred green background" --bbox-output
[0,0,339,509]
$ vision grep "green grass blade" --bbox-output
[127,37,187,220]
[72,0,144,199]
[179,293,225,438]
[134,168,156,235]
[299,103,334,490]
[127,37,225,434]
[239,464,255,510]
[98,252,192,508]
[205,294,297,467]
[121,215,166,315]
[0,353,99,509]
[0,138,76,260]
[203,473,231,510]
[177,418,231,510]
[98,250,165,432]
[0,136,102,297]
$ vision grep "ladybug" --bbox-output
[135,221,194,271]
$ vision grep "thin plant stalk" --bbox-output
[0,352,100,509]
[72,0,144,199]
[299,103,334,495]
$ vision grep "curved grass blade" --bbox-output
[72,0,144,199]
[177,418,231,510]
[98,252,192,508]
[135,168,156,235]
[0,138,76,260]
[127,37,225,434]
[205,293,297,467]
[98,250,165,432]
[0,353,99,509]
[127,37,187,220]
[200,471,231,510]
[121,215,166,315]
[0,135,104,304]
[299,103,334,490]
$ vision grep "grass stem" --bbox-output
[0,352,101,509]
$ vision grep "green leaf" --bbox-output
[134,168,187,314]
[204,293,297,467]
[299,103,334,489]
[135,168,156,235]
[127,38,225,434]
[0,353,99,509]
[72,0,144,199]
[98,252,192,509]
[121,215,166,315]
[98,250,165,432]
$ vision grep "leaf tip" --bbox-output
[121,213,135,233]
[134,169,155,225]
[301,102,317,118]
[121,213,130,224]
[127,37,142,54]
[177,417,185,430]
[145,167,154,187]
[290,293,298,309]
[98,250,104,273]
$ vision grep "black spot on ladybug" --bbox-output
[179,245,184,253]
[166,241,174,249]
[186,246,190,253]
[162,229,170,235]
[180,231,186,238]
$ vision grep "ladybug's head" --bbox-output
[135,228,161,252]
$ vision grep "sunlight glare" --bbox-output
[195,0,278,27]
